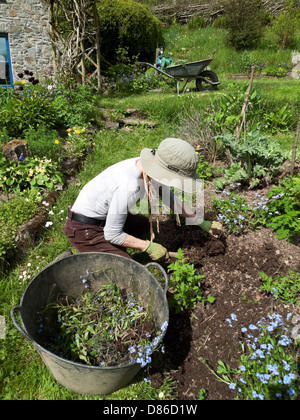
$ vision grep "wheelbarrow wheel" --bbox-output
[196,70,219,91]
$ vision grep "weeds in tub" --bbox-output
[37,269,167,368]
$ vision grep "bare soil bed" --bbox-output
[151,190,300,400]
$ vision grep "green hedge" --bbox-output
[98,0,163,65]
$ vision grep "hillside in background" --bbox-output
[139,0,288,24]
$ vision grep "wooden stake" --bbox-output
[236,65,256,139]
[291,113,300,177]
[93,1,101,92]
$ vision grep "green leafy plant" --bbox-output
[264,175,300,241]
[65,126,92,160]
[216,131,286,188]
[213,177,300,240]
[270,1,299,49]
[263,105,293,133]
[52,84,99,127]
[202,313,299,400]
[204,84,264,135]
[212,188,270,234]
[259,270,300,304]
[0,79,57,137]
[222,0,266,50]
[263,67,289,78]
[195,154,214,181]
[167,249,208,312]
[0,155,63,194]
[0,190,41,260]
[24,126,63,161]
[106,47,164,94]
[0,128,11,146]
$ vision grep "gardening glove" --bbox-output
[198,220,225,236]
[143,241,169,261]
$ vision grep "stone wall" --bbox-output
[0,0,53,83]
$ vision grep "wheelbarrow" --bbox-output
[140,59,219,94]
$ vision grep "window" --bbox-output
[0,34,13,87]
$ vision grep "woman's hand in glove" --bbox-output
[198,220,224,236]
[143,241,169,261]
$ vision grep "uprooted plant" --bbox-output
[37,277,167,368]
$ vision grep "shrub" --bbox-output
[222,0,266,50]
[52,85,99,127]
[0,84,57,137]
[270,1,299,49]
[98,0,162,67]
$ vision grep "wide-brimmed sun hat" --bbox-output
[140,138,201,194]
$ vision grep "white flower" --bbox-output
[158,392,164,399]
[45,221,53,227]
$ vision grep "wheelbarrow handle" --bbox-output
[11,306,33,343]
[145,262,168,296]
[139,62,175,79]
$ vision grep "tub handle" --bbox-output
[145,262,168,296]
[10,306,33,343]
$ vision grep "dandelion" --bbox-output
[54,139,60,144]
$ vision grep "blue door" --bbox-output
[0,34,13,87]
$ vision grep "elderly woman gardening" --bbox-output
[62,138,221,261]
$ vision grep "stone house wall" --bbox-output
[0,0,53,83]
